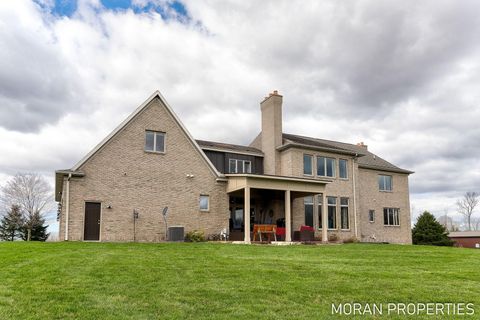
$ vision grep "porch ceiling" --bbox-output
[225,174,330,194]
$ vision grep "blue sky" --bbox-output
[39,0,189,20]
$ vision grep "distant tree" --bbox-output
[19,211,49,241]
[412,211,453,246]
[0,205,24,241]
[456,192,479,231]
[1,173,53,241]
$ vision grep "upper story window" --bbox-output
[378,175,392,191]
[229,159,252,174]
[303,154,313,175]
[383,208,399,226]
[145,130,165,153]
[317,157,336,177]
[339,159,348,179]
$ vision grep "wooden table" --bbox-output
[252,224,277,242]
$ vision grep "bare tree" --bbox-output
[1,173,53,241]
[456,192,479,231]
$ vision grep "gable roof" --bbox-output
[282,133,413,174]
[196,139,264,156]
[55,91,223,200]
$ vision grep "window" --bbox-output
[229,159,252,173]
[317,194,323,229]
[304,196,314,228]
[383,208,400,226]
[369,210,375,223]
[339,159,348,179]
[327,197,337,229]
[378,175,392,191]
[340,198,349,229]
[145,131,165,153]
[317,157,336,177]
[303,154,313,175]
[199,195,209,211]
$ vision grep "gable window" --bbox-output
[327,197,337,229]
[303,154,313,175]
[229,159,252,174]
[317,194,323,229]
[340,197,349,229]
[145,130,165,153]
[383,208,399,226]
[199,195,209,211]
[369,210,375,223]
[339,159,348,179]
[378,175,392,191]
[304,196,314,228]
[317,157,336,177]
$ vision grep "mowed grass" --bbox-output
[0,242,479,320]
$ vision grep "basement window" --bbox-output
[145,131,165,153]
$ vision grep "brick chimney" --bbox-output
[357,141,368,150]
[261,90,283,175]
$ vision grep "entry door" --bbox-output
[84,202,101,241]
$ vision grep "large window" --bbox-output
[339,159,348,179]
[383,208,400,226]
[317,157,336,177]
[318,194,323,229]
[303,154,313,175]
[229,159,252,173]
[327,197,337,229]
[304,196,314,227]
[378,175,392,191]
[145,130,165,153]
[340,197,349,229]
[199,195,210,211]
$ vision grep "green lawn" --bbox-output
[0,242,478,319]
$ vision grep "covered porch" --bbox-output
[226,174,330,244]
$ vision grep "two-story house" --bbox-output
[55,90,413,244]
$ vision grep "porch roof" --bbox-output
[225,173,331,193]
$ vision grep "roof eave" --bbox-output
[358,164,414,175]
[277,142,365,157]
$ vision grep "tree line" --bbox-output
[0,173,51,241]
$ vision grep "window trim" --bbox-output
[303,154,314,176]
[199,195,210,212]
[340,197,349,230]
[383,207,400,226]
[368,210,375,223]
[145,130,166,154]
[339,159,349,180]
[378,174,393,192]
[317,156,336,178]
[229,159,252,174]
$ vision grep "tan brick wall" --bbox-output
[60,97,229,242]
[282,147,411,243]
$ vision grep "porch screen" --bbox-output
[304,196,314,228]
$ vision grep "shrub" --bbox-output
[343,236,359,244]
[412,211,454,246]
[328,233,339,242]
[185,230,205,242]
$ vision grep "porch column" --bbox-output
[244,186,251,244]
[285,189,292,242]
[322,192,328,243]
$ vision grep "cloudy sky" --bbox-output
[1,0,479,230]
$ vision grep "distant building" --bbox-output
[448,231,480,248]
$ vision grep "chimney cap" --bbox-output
[263,90,282,101]
[356,141,368,149]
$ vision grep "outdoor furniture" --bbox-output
[276,227,286,241]
[253,224,277,242]
[300,225,315,241]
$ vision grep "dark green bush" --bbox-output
[412,211,454,246]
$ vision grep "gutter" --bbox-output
[352,154,358,239]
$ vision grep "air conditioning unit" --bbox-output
[168,226,184,242]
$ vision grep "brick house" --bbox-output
[55,90,413,243]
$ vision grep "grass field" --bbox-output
[0,242,479,319]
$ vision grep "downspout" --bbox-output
[64,173,72,241]
[352,155,358,239]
